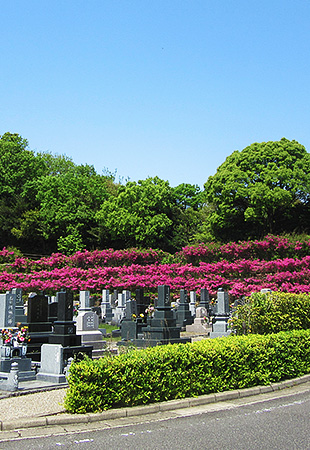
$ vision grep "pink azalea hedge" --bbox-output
[0,254,310,299]
[1,235,310,299]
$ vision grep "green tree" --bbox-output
[96,176,181,250]
[35,163,113,252]
[0,132,47,251]
[204,138,310,241]
[173,183,205,210]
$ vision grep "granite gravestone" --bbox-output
[0,292,34,381]
[134,285,190,347]
[189,291,197,316]
[26,293,52,361]
[209,288,231,339]
[76,291,106,358]
[120,298,138,341]
[0,292,15,328]
[101,289,113,323]
[134,288,149,337]
[49,291,81,347]
[176,289,194,330]
[185,305,210,334]
[11,288,26,325]
[37,344,67,383]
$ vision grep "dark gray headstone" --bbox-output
[56,291,73,322]
[125,299,137,321]
[157,285,171,309]
[27,294,48,323]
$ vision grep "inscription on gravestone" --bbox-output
[28,294,48,323]
[0,293,15,328]
[157,285,170,308]
[86,315,95,329]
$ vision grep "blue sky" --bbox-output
[1,0,309,188]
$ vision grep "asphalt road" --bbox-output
[1,385,310,449]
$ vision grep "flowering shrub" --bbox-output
[177,234,310,264]
[1,234,310,299]
[0,256,310,299]
[0,247,17,265]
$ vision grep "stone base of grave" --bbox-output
[209,316,231,339]
[76,331,106,359]
[0,357,35,381]
[26,331,51,362]
[186,319,211,334]
[36,372,67,383]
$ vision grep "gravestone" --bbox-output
[135,288,150,317]
[113,291,127,325]
[0,345,35,382]
[135,288,149,336]
[27,293,50,332]
[176,289,194,330]
[12,288,27,325]
[0,292,16,328]
[185,305,210,334]
[49,290,92,361]
[199,289,210,310]
[189,291,197,317]
[101,289,113,323]
[209,288,231,339]
[48,301,58,324]
[76,291,106,358]
[49,291,81,347]
[120,298,138,341]
[37,344,67,383]
[134,285,190,347]
[26,293,52,361]
[0,292,35,381]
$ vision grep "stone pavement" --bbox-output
[1,373,310,436]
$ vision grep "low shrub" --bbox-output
[231,291,310,335]
[64,329,310,414]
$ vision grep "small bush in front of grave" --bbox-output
[64,329,310,414]
[231,291,310,335]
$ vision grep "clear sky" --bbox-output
[1,0,309,188]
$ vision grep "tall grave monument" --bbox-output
[48,290,92,360]
[26,293,52,361]
[76,290,106,358]
[176,289,194,330]
[209,288,231,338]
[134,285,190,347]
[11,288,27,325]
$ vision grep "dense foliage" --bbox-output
[64,329,310,413]
[204,138,310,241]
[1,133,310,254]
[231,291,310,335]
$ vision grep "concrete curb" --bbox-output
[1,373,310,432]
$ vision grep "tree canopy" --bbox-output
[203,138,310,241]
[2,132,310,254]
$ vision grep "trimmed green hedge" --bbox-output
[231,292,310,335]
[64,329,310,414]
